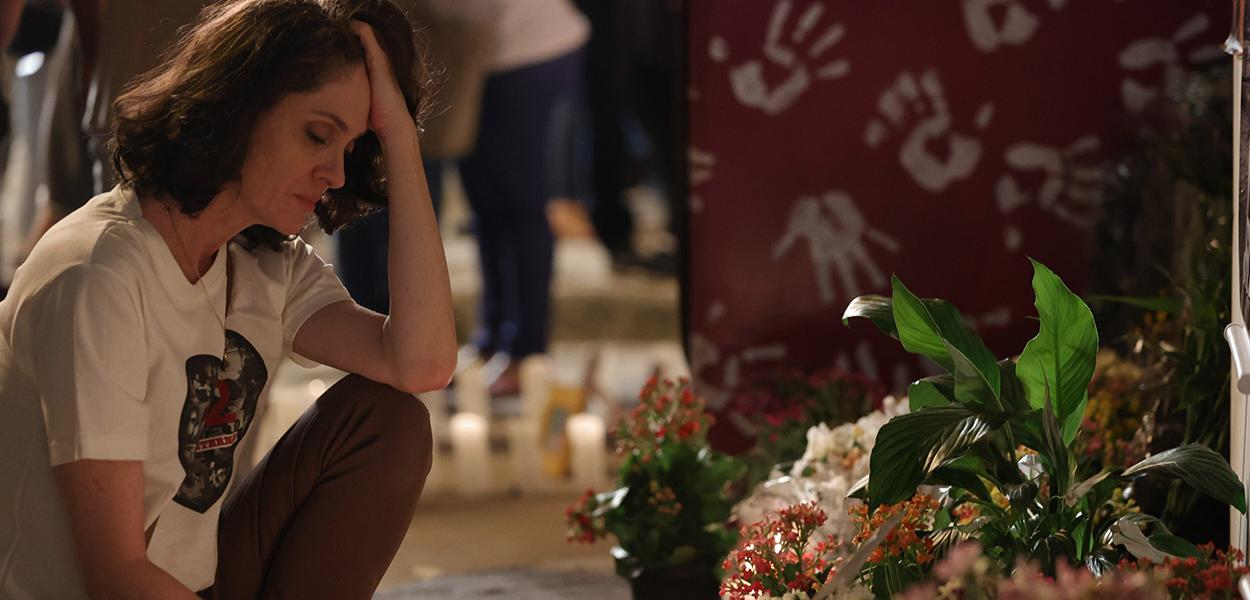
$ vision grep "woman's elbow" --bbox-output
[394,355,455,394]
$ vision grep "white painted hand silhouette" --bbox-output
[709,0,850,115]
[864,69,992,193]
[994,135,1103,230]
[962,0,1066,53]
[772,191,900,307]
[1119,14,1223,113]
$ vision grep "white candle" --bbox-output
[507,418,545,493]
[454,362,489,418]
[566,413,608,490]
[519,355,551,420]
[450,413,491,497]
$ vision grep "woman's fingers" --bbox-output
[349,21,393,82]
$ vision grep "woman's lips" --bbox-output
[294,194,320,211]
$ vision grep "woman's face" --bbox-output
[233,63,371,235]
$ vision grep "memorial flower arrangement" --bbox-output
[719,501,866,600]
[1116,543,1250,599]
[733,396,908,544]
[727,368,882,488]
[895,541,1168,599]
[564,377,745,581]
[835,259,1246,595]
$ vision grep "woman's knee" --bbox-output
[318,375,434,484]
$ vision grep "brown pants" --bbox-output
[199,375,433,599]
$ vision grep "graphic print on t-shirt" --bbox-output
[173,330,267,513]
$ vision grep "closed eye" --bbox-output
[306,130,328,146]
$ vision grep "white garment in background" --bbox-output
[479,0,589,72]
[0,186,350,596]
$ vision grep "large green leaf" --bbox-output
[868,406,1003,506]
[891,277,1000,397]
[843,295,896,337]
[891,277,954,369]
[947,340,999,408]
[1015,259,1098,444]
[929,466,992,503]
[1122,444,1247,513]
[997,360,1031,414]
[908,374,955,411]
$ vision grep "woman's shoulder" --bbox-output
[13,189,156,292]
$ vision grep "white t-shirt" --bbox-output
[0,186,351,597]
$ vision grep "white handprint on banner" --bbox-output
[962,0,1066,53]
[689,146,717,213]
[1118,14,1223,113]
[994,135,1104,230]
[708,0,850,115]
[772,191,900,307]
[864,69,992,193]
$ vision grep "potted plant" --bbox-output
[840,259,1247,596]
[565,377,745,599]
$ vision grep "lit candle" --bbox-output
[507,418,545,493]
[455,362,489,418]
[566,413,608,490]
[519,356,551,421]
[450,413,491,497]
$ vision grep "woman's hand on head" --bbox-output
[350,20,418,147]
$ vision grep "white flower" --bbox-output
[735,395,915,557]
[830,423,856,454]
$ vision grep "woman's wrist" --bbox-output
[377,121,421,155]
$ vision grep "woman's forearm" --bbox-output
[379,132,457,391]
[94,558,201,600]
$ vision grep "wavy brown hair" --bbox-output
[111,0,431,251]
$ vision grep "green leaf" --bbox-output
[891,277,1000,397]
[1149,534,1201,558]
[1040,389,1072,495]
[891,277,954,370]
[1006,480,1041,513]
[868,407,1003,506]
[1085,294,1182,314]
[1016,259,1098,445]
[929,465,992,502]
[947,340,999,408]
[908,375,955,411]
[843,295,896,336]
[928,302,1001,397]
[997,360,1031,414]
[1122,444,1248,513]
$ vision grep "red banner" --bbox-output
[687,0,1227,417]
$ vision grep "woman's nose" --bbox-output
[317,152,346,189]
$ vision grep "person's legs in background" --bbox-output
[335,160,443,314]
[457,49,582,396]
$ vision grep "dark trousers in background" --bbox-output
[458,49,583,360]
[336,162,443,314]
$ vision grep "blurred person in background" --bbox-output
[335,0,492,314]
[456,0,588,397]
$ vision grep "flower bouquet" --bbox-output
[564,377,745,599]
[734,397,908,544]
[720,501,871,600]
